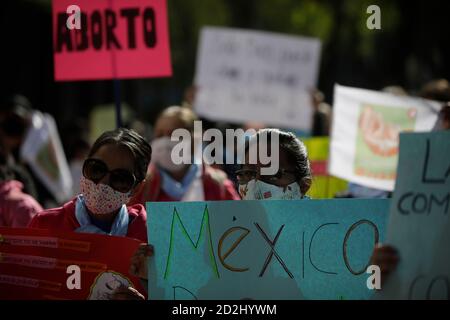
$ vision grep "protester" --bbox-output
[123,108,241,299]
[214,121,267,188]
[27,128,152,300]
[236,128,312,200]
[0,150,43,227]
[128,106,240,204]
[0,95,32,160]
[124,106,242,299]
[28,128,151,242]
[0,95,38,199]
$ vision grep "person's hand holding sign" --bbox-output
[370,244,400,287]
[130,243,154,280]
[111,286,145,300]
[110,244,153,300]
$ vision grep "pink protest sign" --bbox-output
[52,0,172,81]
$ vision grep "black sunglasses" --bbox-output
[82,158,136,193]
[235,168,297,185]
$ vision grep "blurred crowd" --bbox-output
[1,78,450,224]
[1,77,449,299]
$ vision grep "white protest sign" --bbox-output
[20,111,73,204]
[194,27,321,131]
[330,85,440,191]
[376,131,450,300]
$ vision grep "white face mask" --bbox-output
[80,176,131,215]
[239,179,303,200]
[151,136,191,173]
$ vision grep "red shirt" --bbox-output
[28,198,148,242]
[129,164,240,204]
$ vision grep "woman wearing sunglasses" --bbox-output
[28,128,151,242]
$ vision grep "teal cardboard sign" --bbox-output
[147,199,389,300]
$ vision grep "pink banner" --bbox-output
[53,0,172,81]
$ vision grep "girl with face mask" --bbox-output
[236,129,312,201]
[28,128,152,242]
[124,107,240,299]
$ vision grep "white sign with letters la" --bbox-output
[194,27,321,131]
[375,131,450,300]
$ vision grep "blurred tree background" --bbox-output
[1,0,449,135]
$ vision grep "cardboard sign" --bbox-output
[330,85,440,191]
[0,228,145,300]
[303,137,348,199]
[52,0,172,81]
[376,131,450,300]
[194,27,321,131]
[147,199,389,300]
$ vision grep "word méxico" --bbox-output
[164,206,380,299]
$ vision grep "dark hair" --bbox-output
[0,95,33,138]
[88,128,152,184]
[247,128,312,194]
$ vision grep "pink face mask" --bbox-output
[80,176,131,215]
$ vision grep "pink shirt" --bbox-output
[0,180,43,227]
